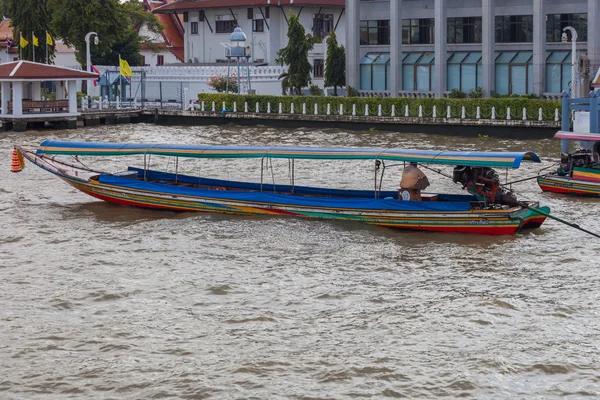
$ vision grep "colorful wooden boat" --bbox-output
[15,140,550,235]
[538,131,600,197]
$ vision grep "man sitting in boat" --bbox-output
[452,166,517,206]
[399,162,430,201]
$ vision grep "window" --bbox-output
[495,15,533,43]
[402,19,434,45]
[265,7,269,19]
[360,20,390,45]
[494,51,533,95]
[447,17,482,44]
[360,53,390,91]
[191,22,198,34]
[314,59,324,78]
[313,14,333,41]
[447,52,482,92]
[216,15,237,33]
[253,19,264,32]
[402,52,435,91]
[546,51,584,93]
[141,55,147,66]
[247,8,253,20]
[546,14,587,42]
[157,55,164,66]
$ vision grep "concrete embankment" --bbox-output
[138,109,561,139]
[1,108,561,138]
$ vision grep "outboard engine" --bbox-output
[452,166,517,206]
[557,148,594,176]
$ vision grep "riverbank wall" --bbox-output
[136,108,560,139]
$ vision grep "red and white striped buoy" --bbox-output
[10,148,25,173]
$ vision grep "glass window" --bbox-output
[314,59,324,78]
[495,15,534,43]
[545,51,586,93]
[402,19,434,44]
[446,52,482,92]
[359,53,390,91]
[447,17,482,44]
[191,22,199,35]
[253,19,264,32]
[402,52,434,92]
[546,13,587,42]
[495,51,533,94]
[360,20,390,45]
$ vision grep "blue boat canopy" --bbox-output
[35,140,541,168]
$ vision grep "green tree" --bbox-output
[90,28,142,66]
[324,30,345,96]
[276,11,315,95]
[47,0,128,67]
[8,0,54,62]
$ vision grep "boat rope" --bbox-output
[518,202,600,239]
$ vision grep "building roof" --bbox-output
[143,0,184,61]
[0,61,99,81]
[153,0,344,13]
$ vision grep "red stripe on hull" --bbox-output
[538,183,600,197]
[82,189,523,235]
[380,224,519,235]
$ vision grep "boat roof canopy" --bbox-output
[36,140,541,168]
[554,130,600,142]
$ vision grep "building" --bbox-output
[141,0,185,66]
[152,0,346,88]
[346,0,600,98]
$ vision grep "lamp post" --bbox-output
[85,32,99,96]
[229,27,247,94]
[562,26,579,98]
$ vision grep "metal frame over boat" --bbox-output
[538,131,600,197]
[15,140,549,235]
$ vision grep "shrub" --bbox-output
[309,85,323,96]
[468,87,484,99]
[207,74,239,93]
[346,85,359,97]
[197,92,561,121]
[449,89,466,98]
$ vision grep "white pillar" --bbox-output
[390,0,403,96]
[589,0,600,75]
[12,82,23,116]
[1,81,9,115]
[532,0,546,96]
[68,81,77,113]
[346,0,360,91]
[56,81,65,100]
[32,81,42,101]
[482,0,495,96]
[434,0,447,97]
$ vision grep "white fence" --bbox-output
[186,100,560,122]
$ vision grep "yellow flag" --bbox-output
[33,34,39,47]
[46,32,53,46]
[20,34,28,48]
[119,58,133,77]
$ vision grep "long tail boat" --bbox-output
[14,140,549,235]
[538,131,600,197]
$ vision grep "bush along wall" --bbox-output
[197,93,561,122]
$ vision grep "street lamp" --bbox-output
[229,27,247,94]
[562,26,579,98]
[85,32,99,73]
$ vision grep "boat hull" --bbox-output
[538,174,600,197]
[19,148,548,236]
[68,177,544,235]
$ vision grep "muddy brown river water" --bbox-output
[1,123,599,399]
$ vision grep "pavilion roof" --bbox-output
[0,61,99,81]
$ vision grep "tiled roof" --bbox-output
[0,61,99,80]
[154,0,345,13]
[144,0,185,61]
